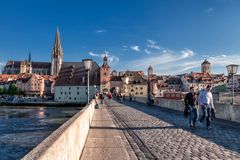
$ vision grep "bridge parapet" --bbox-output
[22,100,96,160]
[132,96,240,123]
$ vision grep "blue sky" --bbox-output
[0,0,240,75]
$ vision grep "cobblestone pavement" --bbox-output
[107,100,240,160]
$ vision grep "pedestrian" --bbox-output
[99,92,104,104]
[184,87,198,129]
[198,85,216,130]
[147,92,153,106]
[108,92,112,105]
[95,92,99,109]
[129,93,132,101]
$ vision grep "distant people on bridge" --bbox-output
[95,92,99,109]
[129,93,133,101]
[184,87,198,129]
[198,85,216,130]
[108,92,112,105]
[147,92,154,106]
[99,92,104,104]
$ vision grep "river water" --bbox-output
[0,106,82,160]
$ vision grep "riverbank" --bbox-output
[0,101,86,107]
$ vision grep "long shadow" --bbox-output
[90,125,180,130]
[113,99,240,154]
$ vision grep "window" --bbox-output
[69,97,71,100]
[77,92,79,95]
[135,92,138,95]
[69,87,71,90]
[140,87,143,90]
[65,92,67,95]
[59,97,61,99]
[77,87,79,90]
[140,92,143,95]
[131,89,134,92]
[69,92,71,95]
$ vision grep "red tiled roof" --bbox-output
[55,62,100,86]
[110,76,122,81]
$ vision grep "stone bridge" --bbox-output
[23,99,240,160]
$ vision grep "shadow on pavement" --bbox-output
[114,99,240,154]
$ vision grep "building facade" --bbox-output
[16,74,45,96]
[122,71,148,97]
[54,61,100,103]
[201,59,211,74]
[100,55,111,93]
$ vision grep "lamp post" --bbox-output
[226,64,239,105]
[83,59,93,104]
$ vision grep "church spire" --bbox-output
[53,27,62,53]
[28,51,31,62]
[51,27,63,76]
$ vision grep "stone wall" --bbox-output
[132,96,240,123]
[154,97,240,123]
[22,100,96,160]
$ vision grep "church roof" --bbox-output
[202,59,211,64]
[5,61,51,69]
[32,62,51,69]
[55,61,100,86]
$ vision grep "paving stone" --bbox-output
[107,100,240,159]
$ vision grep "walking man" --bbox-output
[184,87,198,128]
[198,85,216,130]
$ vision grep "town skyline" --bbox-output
[1,0,240,75]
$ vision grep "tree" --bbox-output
[17,89,25,95]
[0,88,7,95]
[7,84,18,95]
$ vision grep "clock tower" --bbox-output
[100,55,111,93]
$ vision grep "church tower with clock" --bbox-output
[100,54,111,93]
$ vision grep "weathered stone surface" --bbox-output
[81,106,131,160]
[107,100,240,159]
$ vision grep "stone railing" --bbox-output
[22,100,96,160]
[154,97,240,123]
[131,96,240,123]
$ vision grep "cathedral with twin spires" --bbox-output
[2,28,63,76]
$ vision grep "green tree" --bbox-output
[17,89,25,95]
[7,84,18,95]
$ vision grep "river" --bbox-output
[0,106,82,160]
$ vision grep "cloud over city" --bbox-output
[127,45,240,75]
[95,29,107,33]
[131,46,141,52]
[88,51,119,66]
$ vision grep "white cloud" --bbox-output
[122,45,128,51]
[131,46,140,52]
[96,29,107,33]
[133,48,195,66]
[209,55,240,66]
[0,62,5,66]
[221,54,227,57]
[89,52,99,57]
[88,51,119,66]
[205,8,215,13]
[147,39,161,50]
[181,48,194,58]
[145,49,151,54]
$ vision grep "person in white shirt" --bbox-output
[198,85,216,129]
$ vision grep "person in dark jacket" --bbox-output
[184,87,198,128]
